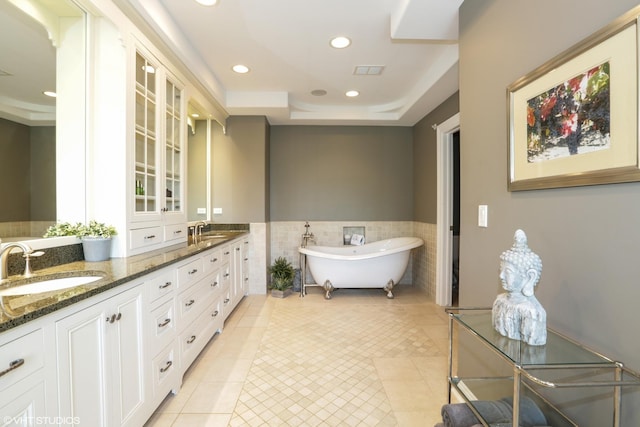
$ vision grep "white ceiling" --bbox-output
[123,0,462,126]
[0,0,462,127]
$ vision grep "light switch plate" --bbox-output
[213,207,223,215]
[478,205,488,227]
[197,208,206,214]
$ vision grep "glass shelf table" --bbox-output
[446,308,640,427]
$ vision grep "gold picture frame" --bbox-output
[507,8,640,191]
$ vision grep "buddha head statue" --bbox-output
[499,229,542,297]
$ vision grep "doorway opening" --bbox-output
[435,113,460,307]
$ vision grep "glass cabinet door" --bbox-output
[134,52,158,214]
[164,79,182,213]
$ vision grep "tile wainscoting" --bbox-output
[268,221,437,298]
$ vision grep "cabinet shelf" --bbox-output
[447,308,640,427]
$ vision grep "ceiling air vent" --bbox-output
[353,65,385,76]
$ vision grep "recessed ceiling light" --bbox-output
[191,113,200,118]
[43,91,57,98]
[345,90,359,97]
[330,36,351,49]
[195,0,218,5]
[311,89,327,96]
[232,64,250,74]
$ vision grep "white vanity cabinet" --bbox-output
[0,326,52,426]
[129,46,187,255]
[56,282,146,427]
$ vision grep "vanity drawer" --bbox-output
[149,298,176,355]
[164,223,186,243]
[202,248,222,274]
[177,258,204,291]
[151,343,177,403]
[147,269,176,304]
[130,226,163,250]
[0,328,45,392]
[176,280,209,330]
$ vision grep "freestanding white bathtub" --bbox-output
[298,237,424,299]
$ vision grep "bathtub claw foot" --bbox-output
[384,279,395,299]
[323,280,334,300]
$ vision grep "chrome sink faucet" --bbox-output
[195,221,207,236]
[0,242,34,280]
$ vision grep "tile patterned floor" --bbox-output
[145,286,450,427]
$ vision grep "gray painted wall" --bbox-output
[459,1,640,423]
[0,118,55,222]
[212,116,269,223]
[30,126,56,221]
[413,92,459,224]
[270,126,413,221]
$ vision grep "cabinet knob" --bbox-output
[160,361,173,373]
[236,247,240,251]
[211,281,218,287]
[0,358,25,378]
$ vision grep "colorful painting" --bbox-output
[507,16,639,191]
[526,62,610,163]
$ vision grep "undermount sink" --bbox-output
[0,273,105,297]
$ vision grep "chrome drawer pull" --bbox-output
[144,235,156,240]
[174,230,182,234]
[210,257,218,263]
[159,281,172,289]
[160,361,172,373]
[188,268,198,275]
[187,335,196,344]
[224,251,230,255]
[211,281,219,287]
[158,318,171,328]
[212,310,219,317]
[224,273,230,278]
[185,299,195,307]
[0,359,25,378]
[236,247,240,251]
[224,298,230,304]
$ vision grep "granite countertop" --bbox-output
[0,230,249,333]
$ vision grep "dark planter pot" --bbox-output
[271,288,293,298]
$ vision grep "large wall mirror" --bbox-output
[187,100,224,223]
[0,0,86,244]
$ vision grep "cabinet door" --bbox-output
[56,285,146,427]
[163,78,183,216]
[56,300,110,426]
[134,51,160,218]
[111,287,146,427]
[0,380,47,427]
[231,240,245,309]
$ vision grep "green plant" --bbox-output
[43,220,117,239]
[43,222,83,237]
[77,220,117,239]
[268,256,295,291]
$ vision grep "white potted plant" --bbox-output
[76,220,117,262]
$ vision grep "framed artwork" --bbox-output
[507,10,640,191]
